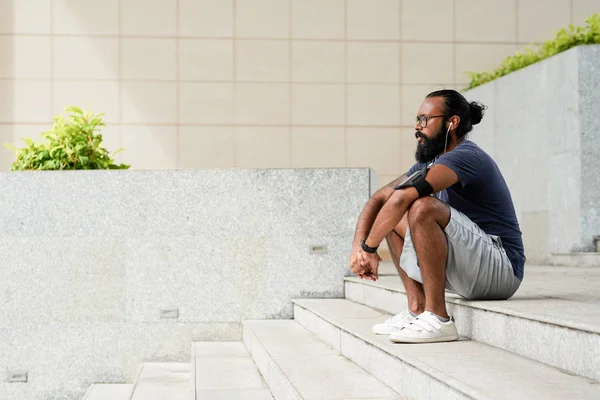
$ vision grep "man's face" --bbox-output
[414,97,448,163]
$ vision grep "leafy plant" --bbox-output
[466,13,600,89]
[3,106,129,171]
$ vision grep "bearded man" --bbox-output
[349,89,525,343]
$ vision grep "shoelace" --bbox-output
[384,311,409,325]
[402,314,441,333]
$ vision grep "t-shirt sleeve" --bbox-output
[434,144,483,187]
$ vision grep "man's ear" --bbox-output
[448,116,460,131]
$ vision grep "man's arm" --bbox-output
[351,174,408,248]
[363,164,460,250]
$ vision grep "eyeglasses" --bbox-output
[416,114,445,128]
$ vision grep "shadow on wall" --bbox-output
[0,1,14,171]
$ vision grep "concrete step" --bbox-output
[552,252,600,266]
[243,319,403,400]
[344,264,600,381]
[81,384,133,400]
[293,298,600,400]
[192,341,273,399]
[130,362,194,400]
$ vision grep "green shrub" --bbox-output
[466,13,600,89]
[3,106,129,171]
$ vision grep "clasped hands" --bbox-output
[350,245,382,282]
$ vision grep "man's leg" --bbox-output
[385,213,425,315]
[406,196,451,319]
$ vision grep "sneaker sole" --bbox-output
[389,334,459,344]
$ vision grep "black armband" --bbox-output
[394,166,433,197]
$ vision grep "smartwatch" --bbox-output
[361,239,378,254]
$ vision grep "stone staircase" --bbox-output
[81,261,600,399]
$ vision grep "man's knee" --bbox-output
[407,197,439,224]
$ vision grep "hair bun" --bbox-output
[469,101,487,125]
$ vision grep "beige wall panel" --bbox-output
[455,44,518,85]
[347,128,401,176]
[235,127,291,168]
[236,40,290,82]
[292,41,345,83]
[121,82,177,124]
[53,0,119,35]
[179,82,234,125]
[0,0,51,34]
[121,126,178,170]
[0,80,51,123]
[517,0,571,43]
[402,43,454,84]
[236,0,290,38]
[121,39,177,81]
[53,81,120,124]
[0,36,51,79]
[179,0,234,37]
[347,42,400,83]
[121,0,177,36]
[347,0,401,40]
[456,0,517,42]
[234,83,290,125]
[572,0,600,25]
[179,39,234,81]
[292,0,345,39]
[402,0,454,42]
[179,126,235,169]
[291,127,345,168]
[347,85,401,126]
[54,37,119,80]
[292,84,345,125]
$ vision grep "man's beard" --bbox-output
[415,126,448,163]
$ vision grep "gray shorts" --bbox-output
[399,206,522,300]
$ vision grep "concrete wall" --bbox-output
[464,45,600,262]
[0,168,375,400]
[1,0,599,185]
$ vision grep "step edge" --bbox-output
[242,320,303,400]
[292,299,494,400]
[342,278,600,335]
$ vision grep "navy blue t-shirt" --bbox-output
[407,140,526,280]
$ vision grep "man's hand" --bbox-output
[357,249,382,281]
[350,244,367,277]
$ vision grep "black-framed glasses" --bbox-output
[416,114,445,128]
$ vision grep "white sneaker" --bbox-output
[372,309,415,335]
[389,311,459,343]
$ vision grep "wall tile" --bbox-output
[347,127,401,175]
[347,0,400,40]
[455,43,518,85]
[347,85,400,126]
[292,0,345,39]
[236,0,290,38]
[456,0,517,42]
[402,0,454,42]
[179,0,233,37]
[121,0,177,36]
[179,83,234,124]
[291,127,345,167]
[235,127,290,168]
[53,81,120,124]
[53,0,119,35]
[292,41,345,83]
[234,83,290,125]
[179,126,235,169]
[121,39,177,80]
[0,80,51,123]
[121,82,177,124]
[292,84,345,125]
[0,0,51,34]
[236,40,289,82]
[517,0,570,43]
[402,43,453,84]
[121,125,178,170]
[347,42,400,83]
[179,39,234,81]
[0,36,51,79]
[54,37,119,80]
[572,0,600,25]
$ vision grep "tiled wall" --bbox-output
[0,0,599,184]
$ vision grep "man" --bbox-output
[349,89,525,344]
